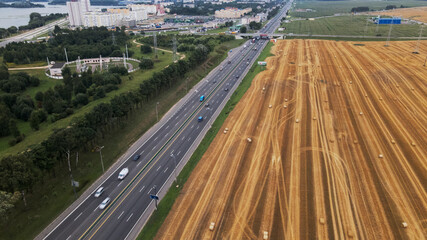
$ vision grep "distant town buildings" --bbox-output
[214,7,252,19]
[67,0,165,27]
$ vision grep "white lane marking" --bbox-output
[165,125,169,129]
[118,211,124,219]
[152,146,156,151]
[197,126,200,130]
[74,212,83,222]
[66,235,71,240]
[195,89,198,93]
[175,116,179,119]
[165,133,169,137]
[187,138,191,142]
[164,167,169,173]
[141,150,145,154]
[184,113,187,117]
[184,107,187,111]
[177,151,181,156]
[93,207,98,212]
[191,124,194,129]
[137,161,142,167]
[191,105,195,108]
[171,150,174,154]
[147,187,153,195]
[139,185,146,192]
[154,136,158,141]
[181,136,185,140]
[117,182,123,187]
[156,166,161,172]
[126,213,134,222]
[175,122,179,126]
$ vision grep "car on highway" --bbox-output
[200,95,205,101]
[198,116,203,122]
[205,103,209,107]
[133,154,141,161]
[99,197,111,210]
[94,187,104,198]
[118,168,129,180]
[236,75,239,78]
[224,88,229,91]
[220,67,223,71]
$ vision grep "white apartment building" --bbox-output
[67,0,91,26]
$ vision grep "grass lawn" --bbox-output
[0,39,244,240]
[206,26,228,34]
[281,15,427,38]
[137,42,274,240]
[0,51,173,155]
[290,0,427,18]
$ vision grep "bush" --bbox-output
[139,58,154,69]
[140,44,152,54]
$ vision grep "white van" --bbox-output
[118,168,129,180]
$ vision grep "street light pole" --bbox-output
[156,102,159,122]
[98,146,105,173]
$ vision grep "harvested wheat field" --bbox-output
[369,7,427,23]
[156,40,427,240]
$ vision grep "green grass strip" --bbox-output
[137,42,275,240]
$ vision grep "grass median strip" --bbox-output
[137,42,274,240]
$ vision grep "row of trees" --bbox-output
[1,26,129,64]
[0,34,235,221]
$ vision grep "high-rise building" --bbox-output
[67,0,83,26]
[67,0,91,26]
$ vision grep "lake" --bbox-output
[0,2,118,28]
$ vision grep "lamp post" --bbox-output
[98,146,105,173]
[156,102,159,122]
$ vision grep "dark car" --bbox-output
[133,154,141,161]
[224,88,229,91]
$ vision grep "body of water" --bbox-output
[0,2,119,28]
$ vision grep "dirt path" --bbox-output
[156,40,427,239]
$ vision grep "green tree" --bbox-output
[7,26,17,34]
[139,58,154,69]
[0,63,9,80]
[140,45,152,54]
[0,191,20,222]
[29,111,40,130]
[0,103,11,137]
[8,119,20,137]
[240,26,247,33]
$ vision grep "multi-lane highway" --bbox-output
[40,2,293,240]
[0,18,68,48]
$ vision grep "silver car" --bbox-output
[99,197,111,210]
[94,187,104,198]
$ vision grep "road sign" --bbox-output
[150,194,159,200]
[71,180,79,187]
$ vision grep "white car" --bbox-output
[99,197,111,210]
[118,168,129,180]
[94,187,104,198]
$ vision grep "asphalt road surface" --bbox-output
[42,2,293,240]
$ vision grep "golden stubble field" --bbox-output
[368,6,427,23]
[156,39,427,240]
